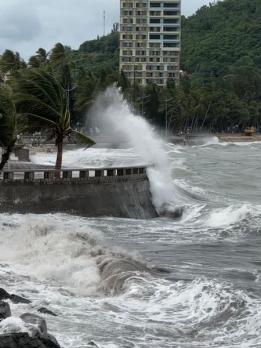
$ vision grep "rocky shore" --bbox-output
[0,288,60,348]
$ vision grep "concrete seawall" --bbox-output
[0,166,157,219]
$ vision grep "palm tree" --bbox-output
[28,48,49,69]
[0,50,26,81]
[0,90,18,170]
[13,69,95,174]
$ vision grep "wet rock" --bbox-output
[41,334,60,348]
[20,313,60,348]
[0,288,31,304]
[0,332,60,348]
[0,289,9,301]
[20,313,47,336]
[0,302,11,321]
[10,294,31,304]
[38,308,57,317]
[159,204,184,219]
[88,341,99,347]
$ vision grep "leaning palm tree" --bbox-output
[0,90,18,170]
[13,69,95,174]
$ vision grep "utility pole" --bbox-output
[103,11,106,36]
[137,91,150,117]
[165,98,168,138]
[133,64,136,106]
[165,98,174,138]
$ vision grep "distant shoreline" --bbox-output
[216,133,261,143]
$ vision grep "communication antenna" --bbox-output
[103,10,106,36]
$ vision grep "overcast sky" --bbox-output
[0,0,210,59]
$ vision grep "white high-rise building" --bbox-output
[120,0,181,86]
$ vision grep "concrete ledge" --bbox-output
[0,166,157,219]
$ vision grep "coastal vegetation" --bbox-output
[0,0,260,169]
[13,69,95,173]
[0,88,18,170]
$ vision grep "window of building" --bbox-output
[164,18,179,24]
[150,26,161,32]
[163,34,178,40]
[163,42,179,47]
[163,26,178,32]
[150,2,161,7]
[163,10,179,16]
[150,18,161,23]
[164,2,179,8]
[150,34,161,40]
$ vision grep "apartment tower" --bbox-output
[120,0,181,86]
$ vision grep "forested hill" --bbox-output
[0,0,260,131]
[63,0,261,130]
[71,0,261,77]
[73,31,119,72]
[181,0,261,75]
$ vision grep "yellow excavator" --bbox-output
[244,127,256,136]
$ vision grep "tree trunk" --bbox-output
[55,139,63,178]
[0,145,13,171]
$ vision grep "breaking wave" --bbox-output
[0,214,260,348]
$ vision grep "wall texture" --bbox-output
[0,175,157,219]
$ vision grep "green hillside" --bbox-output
[68,0,261,131]
[74,31,119,72]
[181,0,261,75]
[1,0,260,131]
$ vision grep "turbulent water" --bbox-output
[0,139,260,348]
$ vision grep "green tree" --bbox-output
[0,89,18,170]
[13,69,95,174]
[0,50,26,81]
[28,48,48,68]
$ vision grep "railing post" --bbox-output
[107,169,117,177]
[3,172,14,181]
[95,170,104,177]
[24,172,34,181]
[63,170,72,180]
[126,168,132,175]
[80,170,89,179]
[44,171,55,181]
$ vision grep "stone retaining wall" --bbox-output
[0,166,157,219]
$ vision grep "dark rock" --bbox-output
[0,289,9,301]
[41,334,60,348]
[0,332,60,348]
[88,341,99,347]
[19,313,60,347]
[159,205,184,219]
[0,288,31,304]
[20,313,47,336]
[37,308,57,317]
[0,301,11,321]
[10,294,31,304]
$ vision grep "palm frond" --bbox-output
[12,69,67,128]
[0,91,17,148]
[71,130,95,148]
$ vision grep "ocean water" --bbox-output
[1,140,261,348]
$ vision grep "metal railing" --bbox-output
[0,166,147,183]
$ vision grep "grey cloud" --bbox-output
[0,13,42,42]
[0,0,42,42]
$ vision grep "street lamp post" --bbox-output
[138,92,150,117]
[165,98,173,138]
